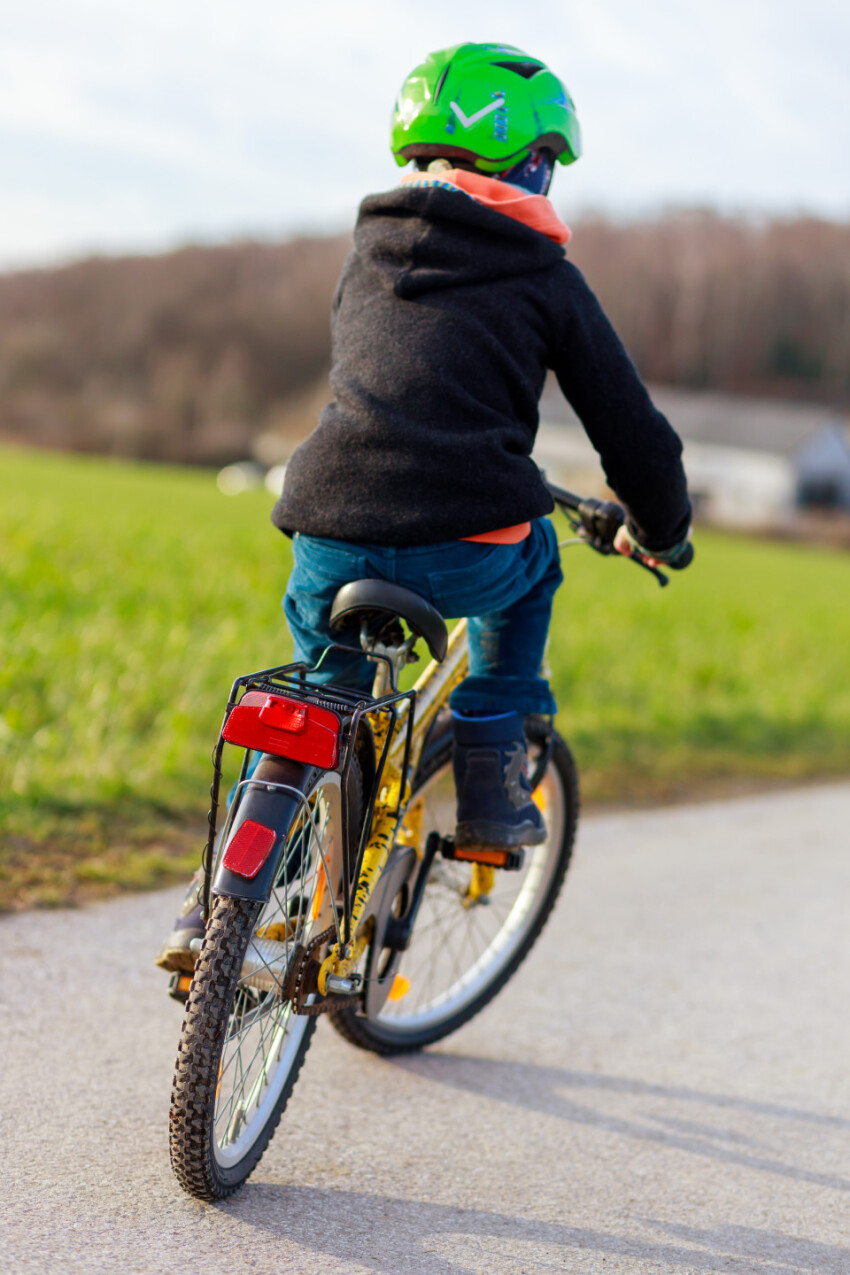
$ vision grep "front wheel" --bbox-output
[329,728,579,1054]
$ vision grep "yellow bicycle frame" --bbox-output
[317,619,469,990]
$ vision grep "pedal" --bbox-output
[168,971,193,1003]
[440,838,525,871]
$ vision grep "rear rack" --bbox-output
[200,643,416,927]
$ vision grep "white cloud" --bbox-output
[0,0,847,265]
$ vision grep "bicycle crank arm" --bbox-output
[382,829,443,952]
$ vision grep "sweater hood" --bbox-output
[354,184,567,300]
[400,169,571,244]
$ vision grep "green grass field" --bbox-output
[3,444,850,909]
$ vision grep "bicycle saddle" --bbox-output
[329,579,449,662]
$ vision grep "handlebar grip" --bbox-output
[666,542,695,571]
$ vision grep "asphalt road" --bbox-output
[2,784,849,1275]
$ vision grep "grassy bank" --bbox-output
[2,444,849,908]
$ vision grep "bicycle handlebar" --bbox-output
[545,480,693,587]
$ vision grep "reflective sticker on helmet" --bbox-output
[492,95,509,143]
[448,97,504,129]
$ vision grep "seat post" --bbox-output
[371,660,392,699]
[361,626,418,698]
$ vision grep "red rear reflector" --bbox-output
[223,819,277,879]
[223,692,341,768]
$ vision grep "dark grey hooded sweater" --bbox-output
[272,185,691,551]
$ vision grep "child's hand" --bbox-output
[613,525,662,567]
[614,525,693,570]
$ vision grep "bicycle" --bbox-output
[168,483,688,1200]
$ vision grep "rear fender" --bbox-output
[212,755,342,904]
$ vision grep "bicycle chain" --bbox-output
[282,924,361,1017]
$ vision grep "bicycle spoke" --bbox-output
[371,758,568,1031]
[202,774,346,1168]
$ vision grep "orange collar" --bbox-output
[400,169,571,245]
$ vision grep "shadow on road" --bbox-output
[211,1054,850,1274]
[387,1051,850,1193]
[222,1185,850,1275]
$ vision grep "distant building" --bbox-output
[795,426,850,511]
[534,383,850,530]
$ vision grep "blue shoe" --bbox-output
[452,711,546,849]
[155,869,204,972]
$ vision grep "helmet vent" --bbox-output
[433,63,451,102]
[491,60,544,79]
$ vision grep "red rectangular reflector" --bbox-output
[223,692,341,768]
[222,819,277,879]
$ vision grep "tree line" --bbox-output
[0,212,846,464]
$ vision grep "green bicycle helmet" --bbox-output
[391,42,581,174]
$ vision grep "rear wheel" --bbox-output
[169,762,359,1199]
[328,728,578,1054]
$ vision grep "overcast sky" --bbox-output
[1,0,848,268]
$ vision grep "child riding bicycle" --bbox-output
[157,41,692,974]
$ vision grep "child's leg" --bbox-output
[416,518,563,849]
[447,518,563,717]
[284,521,562,708]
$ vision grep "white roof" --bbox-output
[539,379,843,457]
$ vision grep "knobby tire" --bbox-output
[169,895,318,1200]
[169,755,363,1200]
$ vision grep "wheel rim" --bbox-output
[371,754,566,1034]
[210,778,337,1168]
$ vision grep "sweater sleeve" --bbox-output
[549,262,691,551]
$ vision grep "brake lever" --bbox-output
[562,498,669,585]
[630,555,669,587]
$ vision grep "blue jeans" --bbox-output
[282,518,562,716]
